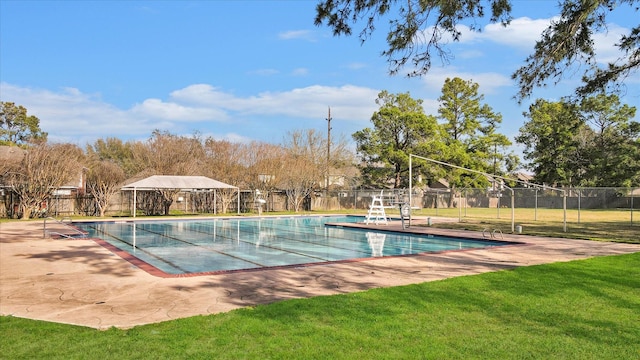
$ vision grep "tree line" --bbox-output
[0,108,354,218]
[1,78,638,218]
[356,82,638,190]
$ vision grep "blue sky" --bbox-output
[1,0,638,160]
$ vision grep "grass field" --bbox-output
[404,207,639,243]
[1,209,638,358]
[2,252,639,359]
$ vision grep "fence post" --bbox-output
[458,190,462,222]
[535,189,538,221]
[632,188,635,226]
[354,189,358,210]
[563,191,567,232]
[464,189,468,217]
[578,189,581,224]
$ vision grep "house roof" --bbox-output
[121,175,237,190]
[515,172,534,182]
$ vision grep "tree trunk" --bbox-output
[20,204,31,220]
[448,186,457,208]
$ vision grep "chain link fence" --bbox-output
[1,187,637,226]
[314,187,637,226]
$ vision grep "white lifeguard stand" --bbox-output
[254,190,267,215]
[365,191,389,225]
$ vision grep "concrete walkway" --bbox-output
[1,217,638,329]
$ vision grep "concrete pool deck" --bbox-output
[1,217,639,329]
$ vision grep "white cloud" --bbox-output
[421,67,512,94]
[477,16,634,64]
[592,23,630,64]
[198,131,253,144]
[131,98,229,121]
[416,17,553,49]
[457,49,484,59]
[291,67,309,76]
[1,82,381,145]
[242,85,380,120]
[169,84,234,105]
[414,16,554,64]
[420,98,440,116]
[248,68,280,76]
[167,83,379,121]
[278,29,316,41]
[345,62,368,70]
[482,17,555,49]
[0,82,150,144]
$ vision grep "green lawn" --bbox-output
[2,253,639,359]
[405,207,639,243]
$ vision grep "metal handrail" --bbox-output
[43,217,87,239]
[483,228,504,239]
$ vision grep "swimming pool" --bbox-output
[75,216,510,275]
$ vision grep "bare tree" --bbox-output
[128,131,207,215]
[282,153,321,212]
[130,130,205,176]
[244,141,287,211]
[201,138,245,213]
[3,143,83,219]
[281,130,325,212]
[86,160,126,217]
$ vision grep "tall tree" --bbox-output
[353,91,438,188]
[579,93,639,186]
[437,77,512,187]
[315,0,639,99]
[517,95,639,187]
[86,137,136,177]
[0,102,48,146]
[516,99,586,186]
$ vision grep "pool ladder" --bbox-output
[43,217,87,239]
[482,228,504,240]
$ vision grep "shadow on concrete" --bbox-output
[18,244,137,277]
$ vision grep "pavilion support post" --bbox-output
[133,187,137,218]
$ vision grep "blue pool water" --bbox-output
[75,216,509,275]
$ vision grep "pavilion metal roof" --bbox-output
[122,175,237,190]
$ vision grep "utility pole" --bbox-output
[326,107,332,189]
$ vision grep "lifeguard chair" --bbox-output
[365,190,389,225]
[254,190,267,215]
